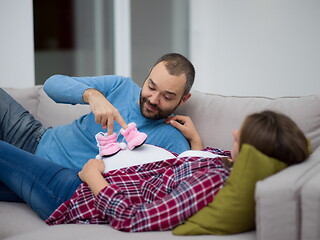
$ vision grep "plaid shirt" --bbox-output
[46,148,231,232]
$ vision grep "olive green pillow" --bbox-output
[173,144,287,235]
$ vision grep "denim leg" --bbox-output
[0,88,46,154]
[0,182,23,202]
[0,140,82,220]
[0,88,52,202]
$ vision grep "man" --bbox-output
[0,53,195,171]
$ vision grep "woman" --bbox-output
[0,111,310,231]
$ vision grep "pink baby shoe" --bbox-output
[95,132,122,157]
[120,122,147,150]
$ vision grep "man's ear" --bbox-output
[179,93,191,106]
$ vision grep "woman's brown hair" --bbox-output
[239,110,310,165]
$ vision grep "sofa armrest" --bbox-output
[254,146,320,240]
[300,162,320,240]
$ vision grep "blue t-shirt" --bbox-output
[35,75,190,170]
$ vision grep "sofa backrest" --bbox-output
[4,86,90,127]
[175,90,320,152]
[4,86,320,153]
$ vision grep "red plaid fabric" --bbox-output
[46,148,231,232]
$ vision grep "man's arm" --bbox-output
[43,74,127,131]
[43,74,123,105]
[82,88,127,131]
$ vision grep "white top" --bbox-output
[103,144,224,173]
[177,150,224,159]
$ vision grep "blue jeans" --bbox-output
[0,88,50,202]
[0,88,48,153]
[0,140,82,220]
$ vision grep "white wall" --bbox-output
[1,0,319,95]
[0,0,34,88]
[190,0,320,97]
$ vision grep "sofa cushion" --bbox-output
[37,87,90,127]
[0,201,256,240]
[3,86,40,119]
[0,202,47,239]
[176,91,320,152]
[5,223,255,240]
[3,86,90,127]
[172,144,287,235]
[0,204,255,240]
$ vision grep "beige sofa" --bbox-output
[1,86,320,240]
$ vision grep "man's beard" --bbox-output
[139,95,179,120]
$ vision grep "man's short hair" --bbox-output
[152,53,195,96]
